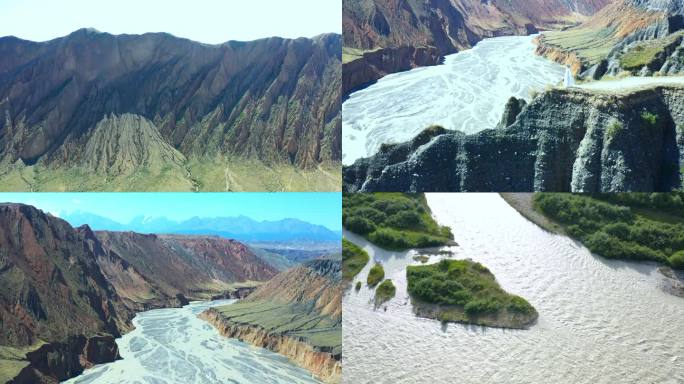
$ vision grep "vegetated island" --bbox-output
[343,193,455,250]
[375,280,396,306]
[407,259,538,329]
[366,263,385,286]
[342,238,369,282]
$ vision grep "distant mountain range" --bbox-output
[61,211,341,242]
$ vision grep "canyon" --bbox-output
[0,29,342,191]
[0,203,280,383]
[200,259,342,384]
[342,0,610,95]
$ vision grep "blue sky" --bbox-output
[0,193,341,230]
[0,0,341,43]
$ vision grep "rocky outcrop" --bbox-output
[343,46,441,97]
[199,259,342,383]
[343,85,684,192]
[10,334,119,384]
[343,0,609,94]
[0,30,341,190]
[200,310,341,384]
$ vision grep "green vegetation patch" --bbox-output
[343,193,454,250]
[534,193,684,269]
[619,32,684,71]
[406,259,536,328]
[0,343,44,383]
[541,27,620,65]
[374,280,396,305]
[367,263,385,287]
[214,301,341,355]
[342,239,370,282]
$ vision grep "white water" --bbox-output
[342,194,684,384]
[342,35,566,164]
[63,300,321,384]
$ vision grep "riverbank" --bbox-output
[200,308,341,383]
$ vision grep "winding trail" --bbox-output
[576,76,684,91]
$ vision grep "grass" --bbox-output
[0,156,341,192]
[641,111,658,127]
[0,343,44,383]
[533,193,684,269]
[374,280,396,305]
[343,239,370,282]
[342,46,381,64]
[214,301,341,355]
[367,263,385,287]
[541,27,620,65]
[619,31,684,71]
[343,193,454,250]
[407,259,536,328]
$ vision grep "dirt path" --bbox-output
[576,76,684,92]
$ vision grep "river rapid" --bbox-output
[342,194,684,384]
[342,35,566,164]
[63,300,321,384]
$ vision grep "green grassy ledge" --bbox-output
[343,193,454,250]
[343,239,370,282]
[407,259,537,329]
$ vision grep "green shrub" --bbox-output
[375,279,396,304]
[641,111,658,127]
[606,121,623,140]
[345,216,376,235]
[355,281,362,290]
[367,263,385,287]
[669,251,684,269]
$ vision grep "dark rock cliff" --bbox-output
[343,85,684,192]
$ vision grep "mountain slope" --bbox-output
[0,204,134,383]
[0,30,342,191]
[200,259,342,383]
[536,0,684,77]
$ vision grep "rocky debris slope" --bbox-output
[0,203,279,383]
[343,85,684,192]
[199,259,342,383]
[0,30,341,189]
[343,0,609,94]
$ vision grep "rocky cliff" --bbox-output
[343,84,684,192]
[535,0,684,78]
[199,259,342,383]
[0,29,342,191]
[0,203,280,383]
[343,0,610,94]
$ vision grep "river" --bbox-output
[63,300,321,384]
[342,35,566,164]
[342,194,684,383]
